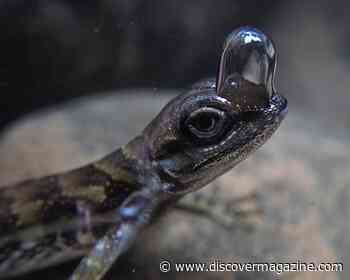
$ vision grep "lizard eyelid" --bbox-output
[183,107,230,143]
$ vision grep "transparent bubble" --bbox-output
[216,27,277,111]
[191,77,216,91]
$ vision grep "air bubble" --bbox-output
[216,27,277,111]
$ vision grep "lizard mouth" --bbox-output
[271,93,288,120]
[280,98,288,119]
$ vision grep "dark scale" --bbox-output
[0,27,287,280]
[40,197,80,224]
[99,181,133,212]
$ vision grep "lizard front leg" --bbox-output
[69,175,169,280]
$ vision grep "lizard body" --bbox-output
[0,27,287,279]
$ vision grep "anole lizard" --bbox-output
[0,27,287,279]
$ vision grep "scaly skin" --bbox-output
[0,27,287,279]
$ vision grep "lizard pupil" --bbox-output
[192,114,216,132]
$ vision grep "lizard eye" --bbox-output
[184,107,228,142]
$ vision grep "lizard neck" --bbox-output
[0,136,154,234]
[95,135,154,187]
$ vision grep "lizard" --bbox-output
[0,26,287,279]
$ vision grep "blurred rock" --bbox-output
[0,90,348,280]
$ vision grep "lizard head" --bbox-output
[143,27,287,194]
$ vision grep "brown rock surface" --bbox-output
[0,90,348,280]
